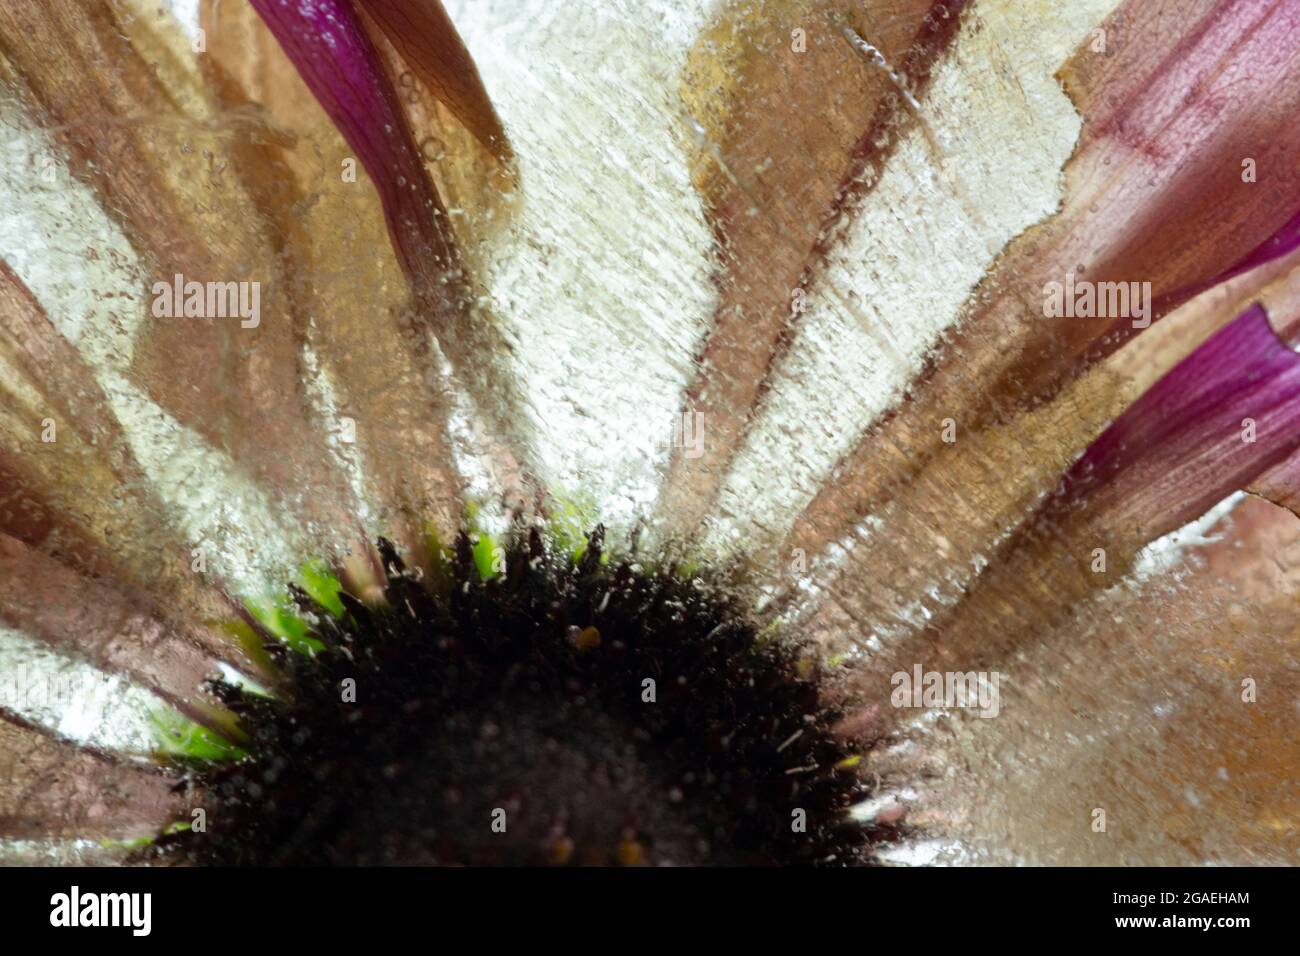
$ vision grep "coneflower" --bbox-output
[0,0,1297,867]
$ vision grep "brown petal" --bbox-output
[655,0,958,539]
[0,715,181,840]
[856,495,1300,863]
[0,266,244,641]
[0,533,243,729]
[355,0,512,165]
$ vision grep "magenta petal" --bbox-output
[1214,208,1300,284]
[1160,209,1300,314]
[249,0,463,309]
[1060,304,1300,537]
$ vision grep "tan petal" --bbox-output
[655,0,954,539]
[201,0,476,561]
[0,1,343,538]
[0,266,242,633]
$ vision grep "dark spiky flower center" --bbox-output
[146,528,879,866]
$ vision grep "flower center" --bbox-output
[146,529,878,866]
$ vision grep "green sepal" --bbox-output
[149,709,245,762]
[244,594,324,656]
[296,560,345,617]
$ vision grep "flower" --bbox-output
[0,0,1297,865]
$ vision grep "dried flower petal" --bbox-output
[0,717,180,841]
[248,0,465,313]
[354,0,512,165]
[929,303,1300,656]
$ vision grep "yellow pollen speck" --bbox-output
[617,837,646,866]
[551,836,575,865]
